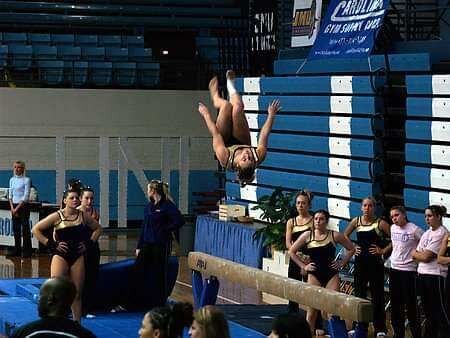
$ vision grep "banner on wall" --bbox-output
[291,0,322,47]
[0,209,39,248]
[308,0,389,59]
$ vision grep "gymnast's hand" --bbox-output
[330,260,343,270]
[268,99,281,116]
[304,262,316,272]
[55,241,69,254]
[354,245,362,256]
[198,102,211,118]
[369,244,383,256]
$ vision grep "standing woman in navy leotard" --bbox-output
[285,189,314,313]
[343,197,391,336]
[77,186,101,315]
[32,189,102,322]
[437,231,450,319]
[288,210,355,335]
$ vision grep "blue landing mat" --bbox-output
[0,278,264,338]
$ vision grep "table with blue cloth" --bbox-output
[194,215,266,268]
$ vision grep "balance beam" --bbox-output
[188,251,373,322]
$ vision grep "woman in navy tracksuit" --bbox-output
[132,180,184,310]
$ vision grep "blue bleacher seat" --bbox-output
[81,47,105,61]
[51,33,75,46]
[57,46,81,61]
[64,61,88,87]
[113,62,136,87]
[124,35,144,47]
[75,34,98,46]
[3,32,27,45]
[89,61,112,86]
[0,45,8,69]
[32,45,57,60]
[28,33,51,45]
[99,35,122,47]
[105,47,128,62]
[129,47,152,62]
[38,60,64,85]
[8,44,32,70]
[136,62,160,87]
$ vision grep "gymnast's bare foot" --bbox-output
[226,69,235,80]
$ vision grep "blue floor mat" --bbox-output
[0,278,264,338]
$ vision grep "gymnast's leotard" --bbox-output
[305,230,338,285]
[54,210,87,266]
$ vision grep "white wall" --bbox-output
[0,89,217,170]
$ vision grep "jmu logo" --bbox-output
[292,0,318,39]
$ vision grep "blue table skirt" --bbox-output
[194,215,266,268]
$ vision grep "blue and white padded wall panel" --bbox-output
[225,75,385,231]
[405,75,450,229]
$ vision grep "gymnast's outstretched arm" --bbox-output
[256,99,280,163]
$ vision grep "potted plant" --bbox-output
[252,187,296,253]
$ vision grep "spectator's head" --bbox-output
[269,314,312,338]
[189,305,230,338]
[390,205,408,226]
[61,188,80,209]
[148,180,173,203]
[80,186,95,208]
[361,196,377,217]
[313,209,329,231]
[294,189,313,215]
[139,302,193,338]
[38,277,76,318]
[425,204,447,229]
[13,160,26,176]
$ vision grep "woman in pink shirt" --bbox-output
[412,205,449,338]
[389,206,423,338]
[437,230,450,324]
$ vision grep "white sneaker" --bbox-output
[347,329,355,338]
[376,333,387,337]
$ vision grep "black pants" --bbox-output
[12,204,31,255]
[354,257,387,333]
[82,242,100,313]
[418,274,450,338]
[389,269,421,338]
[128,243,169,311]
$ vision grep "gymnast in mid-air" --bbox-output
[198,70,280,185]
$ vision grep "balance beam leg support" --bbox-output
[354,323,369,338]
[192,271,219,309]
[327,316,348,338]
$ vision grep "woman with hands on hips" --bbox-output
[288,209,355,335]
[343,197,391,337]
[32,188,102,322]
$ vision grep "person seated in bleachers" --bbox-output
[189,305,230,338]
[11,277,96,338]
[288,209,355,336]
[268,313,312,338]
[139,302,193,338]
[198,70,280,186]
